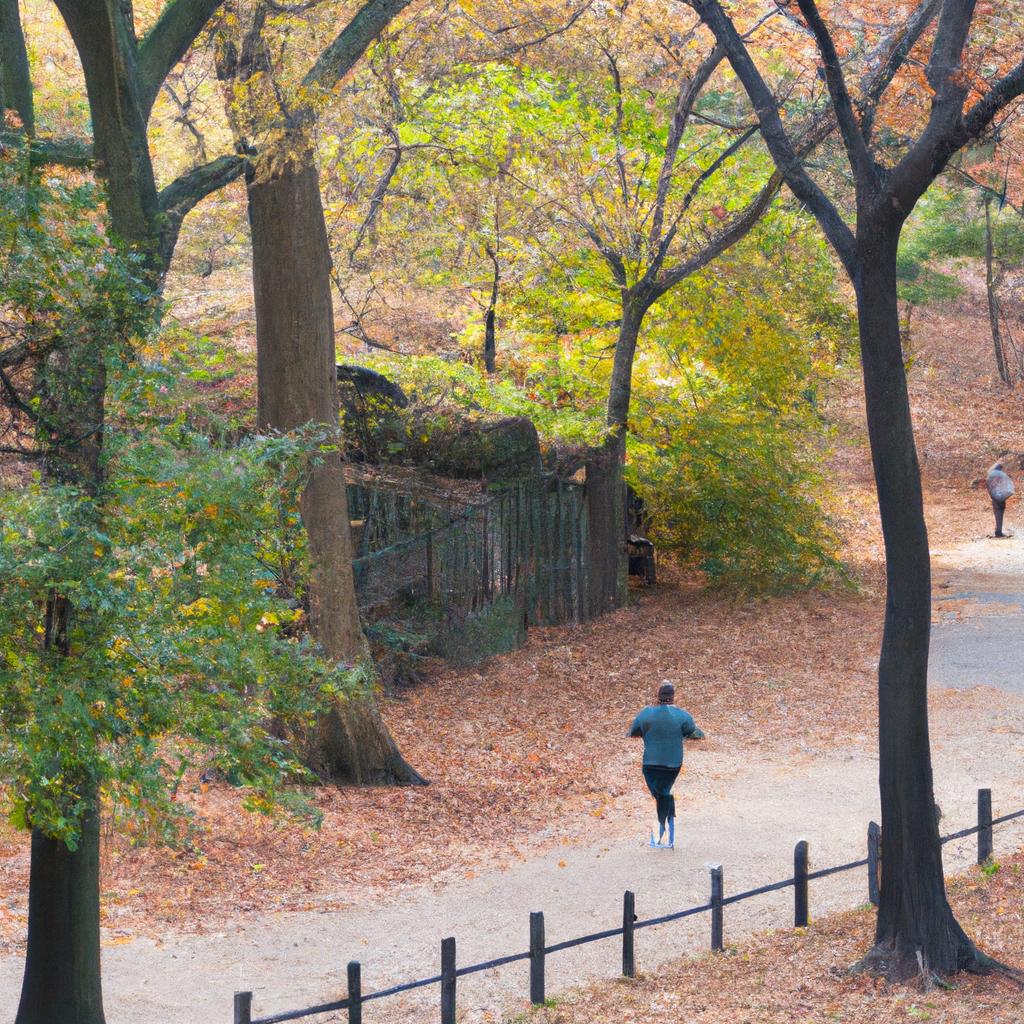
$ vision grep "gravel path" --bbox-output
[2,533,1023,1024]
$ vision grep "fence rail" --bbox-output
[234,789,1024,1024]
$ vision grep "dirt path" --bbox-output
[932,527,1024,694]
[2,533,1023,1024]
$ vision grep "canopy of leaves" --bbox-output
[369,214,849,592]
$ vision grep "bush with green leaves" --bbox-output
[361,219,848,592]
[0,413,367,846]
[0,160,361,850]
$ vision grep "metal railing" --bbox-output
[233,787,1024,1024]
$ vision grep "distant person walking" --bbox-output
[629,682,704,849]
[986,461,1015,538]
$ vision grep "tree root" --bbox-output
[965,948,1024,987]
[852,936,1024,988]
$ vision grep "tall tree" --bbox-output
[520,6,783,613]
[688,0,1024,979]
[218,0,425,784]
[503,1,862,613]
[2,4,247,1020]
[51,0,244,270]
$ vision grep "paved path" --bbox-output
[932,533,1024,694]
[2,534,1023,1024]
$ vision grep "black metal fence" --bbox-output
[233,787,1024,1024]
[347,470,590,664]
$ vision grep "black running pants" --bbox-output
[642,765,680,825]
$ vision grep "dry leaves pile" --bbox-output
[0,567,885,949]
[529,853,1024,1024]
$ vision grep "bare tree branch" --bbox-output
[303,0,416,93]
[157,153,247,267]
[652,171,783,294]
[686,0,857,274]
[648,43,726,246]
[796,0,877,191]
[138,0,227,118]
[859,0,941,141]
[0,132,93,167]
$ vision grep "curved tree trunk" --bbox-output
[248,150,424,785]
[54,0,159,259]
[15,811,104,1024]
[854,221,979,980]
[587,296,648,617]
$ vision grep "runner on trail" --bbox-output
[986,461,1015,538]
[629,682,704,849]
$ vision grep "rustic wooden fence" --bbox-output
[232,788,1024,1024]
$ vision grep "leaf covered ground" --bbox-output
[0,566,885,946]
[521,852,1024,1024]
[2,275,1024,953]
[1,268,1023,1024]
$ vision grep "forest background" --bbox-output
[2,1,1024,1021]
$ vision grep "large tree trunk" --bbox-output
[0,0,34,135]
[584,435,626,618]
[854,220,979,980]
[15,811,105,1024]
[53,1,159,257]
[247,151,423,785]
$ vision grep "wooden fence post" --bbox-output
[347,961,362,1024]
[233,992,252,1024]
[710,865,724,952]
[622,890,636,978]
[868,819,884,909]
[794,840,809,928]
[529,911,546,1005]
[978,788,993,864]
[441,937,456,1024]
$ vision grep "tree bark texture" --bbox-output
[483,305,497,374]
[854,220,975,979]
[15,812,105,1024]
[585,435,627,618]
[53,1,159,255]
[587,300,647,618]
[483,251,499,373]
[249,154,363,658]
[0,0,34,134]
[247,152,423,785]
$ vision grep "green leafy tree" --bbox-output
[0,165,354,1024]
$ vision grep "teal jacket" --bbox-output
[629,705,704,768]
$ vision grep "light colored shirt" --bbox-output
[987,466,1015,502]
